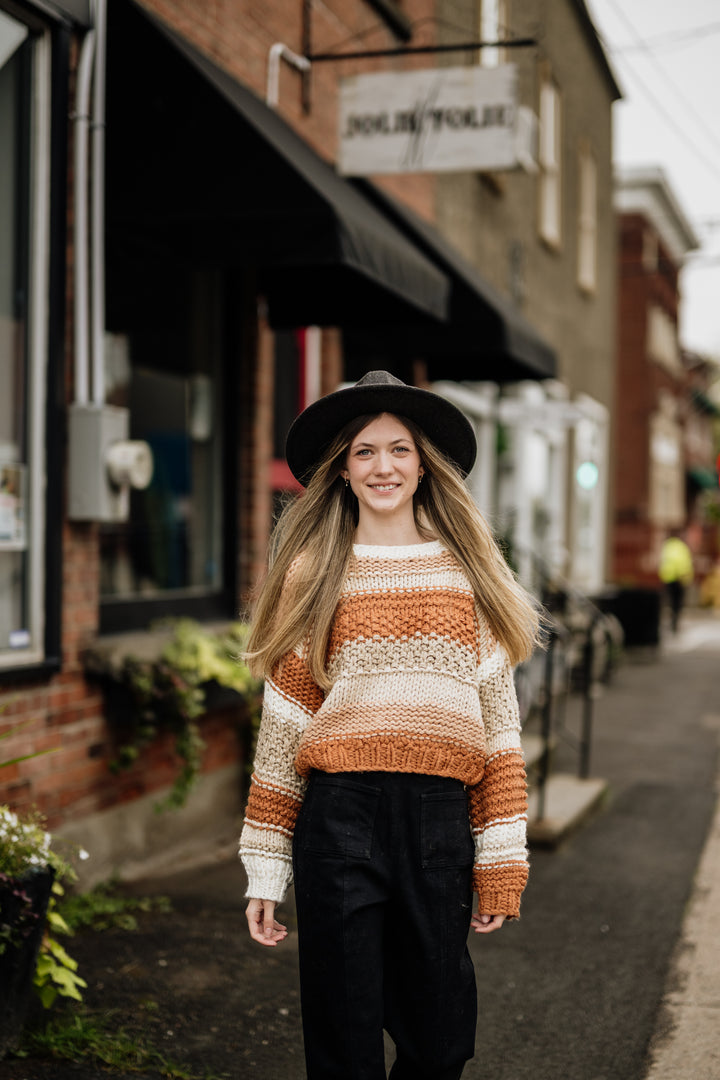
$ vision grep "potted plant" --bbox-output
[0,717,87,1057]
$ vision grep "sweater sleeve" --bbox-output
[239,645,325,903]
[469,630,529,919]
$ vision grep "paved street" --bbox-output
[461,610,720,1080]
[4,611,719,1080]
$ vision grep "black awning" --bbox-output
[27,0,90,24]
[107,2,448,326]
[348,180,557,382]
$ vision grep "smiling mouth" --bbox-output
[370,484,400,491]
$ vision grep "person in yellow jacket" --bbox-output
[659,532,694,632]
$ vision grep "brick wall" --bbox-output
[611,213,686,584]
[136,0,437,220]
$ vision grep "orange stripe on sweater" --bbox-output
[469,754,527,828]
[271,651,325,714]
[295,732,485,784]
[329,590,478,656]
[245,783,303,835]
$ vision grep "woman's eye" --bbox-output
[394,446,410,454]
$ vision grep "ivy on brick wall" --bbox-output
[86,620,263,811]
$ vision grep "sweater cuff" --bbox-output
[473,863,529,920]
[242,853,293,904]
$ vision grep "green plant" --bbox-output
[0,804,90,1011]
[109,619,262,811]
[33,885,88,1007]
[19,1010,226,1079]
[58,878,172,932]
[0,806,71,884]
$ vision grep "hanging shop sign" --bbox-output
[338,64,519,176]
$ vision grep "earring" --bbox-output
[418,473,424,484]
[344,478,349,488]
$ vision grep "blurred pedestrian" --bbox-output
[659,530,694,633]
[240,371,539,1080]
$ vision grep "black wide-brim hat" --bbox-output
[286,370,477,485]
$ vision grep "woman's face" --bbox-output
[341,414,424,523]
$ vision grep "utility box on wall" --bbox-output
[68,404,153,522]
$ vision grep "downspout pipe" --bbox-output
[73,26,96,405]
[266,42,310,108]
[91,0,107,406]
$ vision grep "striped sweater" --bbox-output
[239,540,529,917]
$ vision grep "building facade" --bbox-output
[610,167,720,588]
[1,0,614,875]
[432,0,621,595]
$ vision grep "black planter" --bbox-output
[0,867,55,1058]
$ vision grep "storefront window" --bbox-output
[0,11,49,668]
[99,269,225,606]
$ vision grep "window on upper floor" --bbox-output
[0,9,52,671]
[647,304,681,374]
[538,74,562,249]
[577,142,597,293]
[479,0,509,68]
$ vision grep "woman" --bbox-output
[240,370,538,1080]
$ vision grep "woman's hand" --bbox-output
[471,911,506,935]
[246,898,288,947]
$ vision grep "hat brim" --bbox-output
[286,382,477,484]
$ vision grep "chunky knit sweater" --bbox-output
[239,540,529,917]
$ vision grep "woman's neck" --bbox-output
[354,514,425,547]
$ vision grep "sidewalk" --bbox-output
[645,778,720,1080]
[3,611,720,1080]
[643,612,720,1080]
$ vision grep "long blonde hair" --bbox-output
[246,412,540,689]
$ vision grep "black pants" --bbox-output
[292,771,477,1080]
[666,580,685,633]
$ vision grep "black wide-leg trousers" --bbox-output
[292,770,477,1080]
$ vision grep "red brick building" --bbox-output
[611,167,718,589]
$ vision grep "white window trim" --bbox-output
[569,395,609,593]
[0,30,51,669]
[538,76,562,248]
[577,143,597,293]
[479,0,509,68]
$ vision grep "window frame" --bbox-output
[98,278,241,636]
[538,72,562,250]
[577,141,597,294]
[478,0,509,68]
[0,12,65,681]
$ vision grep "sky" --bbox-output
[585,0,720,361]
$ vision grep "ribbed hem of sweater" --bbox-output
[473,865,528,920]
[241,852,293,904]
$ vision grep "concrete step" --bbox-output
[527,773,609,847]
